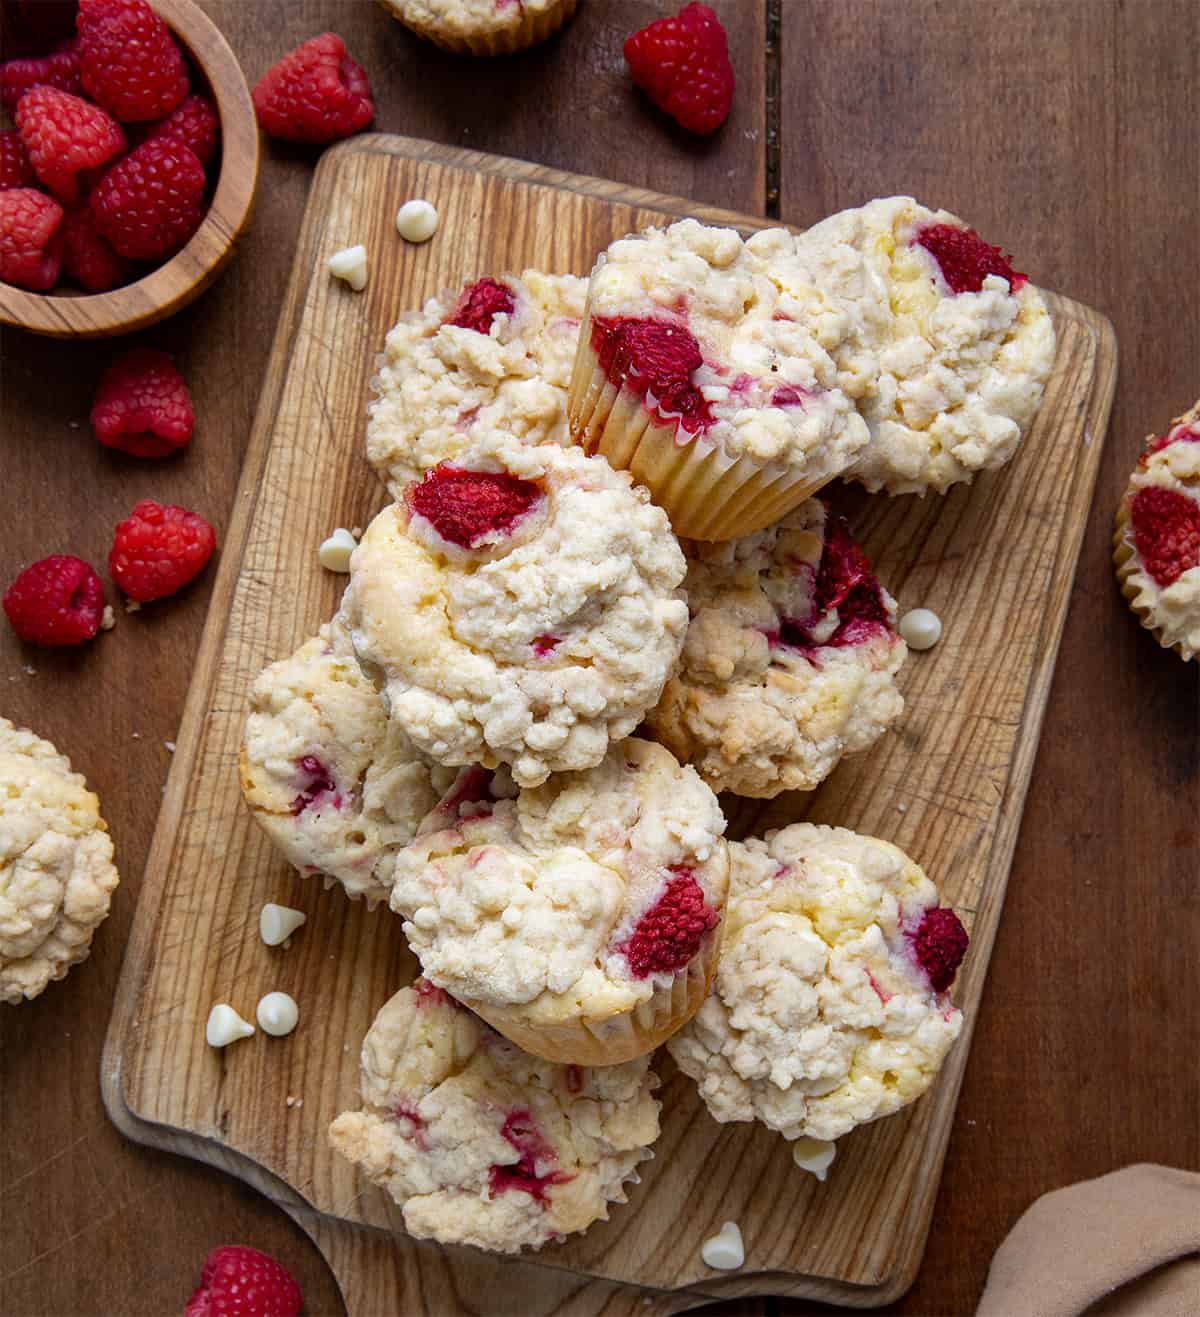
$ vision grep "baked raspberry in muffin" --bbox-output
[239,619,455,906]
[341,433,689,788]
[569,219,869,539]
[795,196,1055,495]
[668,826,966,1176]
[1113,399,1200,661]
[1,717,120,1004]
[367,271,586,498]
[328,979,659,1253]
[389,738,729,1064]
[646,500,906,797]
[378,0,577,56]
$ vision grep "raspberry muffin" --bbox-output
[569,219,869,540]
[378,0,577,56]
[239,620,456,906]
[329,980,660,1253]
[668,826,967,1173]
[367,271,586,498]
[796,196,1055,495]
[1113,399,1200,661]
[389,738,729,1064]
[341,433,689,788]
[1,718,120,1004]
[646,500,906,797]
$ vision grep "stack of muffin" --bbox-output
[238,196,1054,1254]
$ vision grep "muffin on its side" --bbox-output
[379,0,577,56]
[668,826,967,1178]
[1113,400,1200,661]
[367,271,586,499]
[329,979,660,1253]
[0,717,120,1004]
[646,499,906,797]
[389,738,729,1065]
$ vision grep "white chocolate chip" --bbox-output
[701,1221,745,1271]
[260,903,307,947]
[327,244,368,291]
[100,605,115,631]
[396,199,438,243]
[317,527,358,573]
[792,1136,837,1181]
[206,1003,255,1048]
[899,607,943,651]
[256,991,299,1037]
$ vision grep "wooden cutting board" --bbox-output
[101,135,1117,1314]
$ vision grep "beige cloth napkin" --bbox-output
[976,1164,1200,1316]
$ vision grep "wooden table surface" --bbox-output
[1,3,1197,1315]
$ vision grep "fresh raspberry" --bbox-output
[184,1245,302,1317]
[3,555,105,646]
[909,907,969,993]
[90,137,205,260]
[1130,486,1200,588]
[4,2,79,50]
[91,349,193,455]
[251,33,374,145]
[621,867,719,978]
[591,315,711,432]
[914,223,1027,295]
[0,187,64,291]
[15,85,126,205]
[109,499,216,602]
[60,206,129,291]
[143,93,220,167]
[0,48,82,113]
[0,131,34,190]
[624,2,735,135]
[75,0,189,123]
[445,277,515,333]
[488,1108,573,1204]
[407,464,543,549]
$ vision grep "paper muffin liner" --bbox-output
[1113,493,1198,663]
[467,927,722,1066]
[568,327,834,541]
[378,0,576,56]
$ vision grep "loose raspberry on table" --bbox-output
[60,206,129,291]
[15,84,125,204]
[591,315,712,432]
[1130,486,1200,588]
[0,187,64,290]
[624,2,735,136]
[914,223,1027,295]
[0,131,35,190]
[3,555,105,646]
[488,1107,574,1205]
[0,48,82,113]
[406,464,544,549]
[445,277,515,334]
[184,1245,302,1317]
[109,499,216,602]
[251,33,374,145]
[909,907,969,993]
[621,866,720,978]
[90,137,206,260]
[76,0,189,123]
[91,349,193,455]
[143,92,220,166]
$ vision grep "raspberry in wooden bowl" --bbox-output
[0,0,258,338]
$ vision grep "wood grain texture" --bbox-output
[0,0,260,338]
[98,135,1114,1312]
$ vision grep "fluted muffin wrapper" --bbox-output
[1113,493,1197,662]
[378,0,576,56]
[568,326,835,541]
[467,928,721,1066]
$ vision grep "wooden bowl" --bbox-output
[0,0,259,338]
